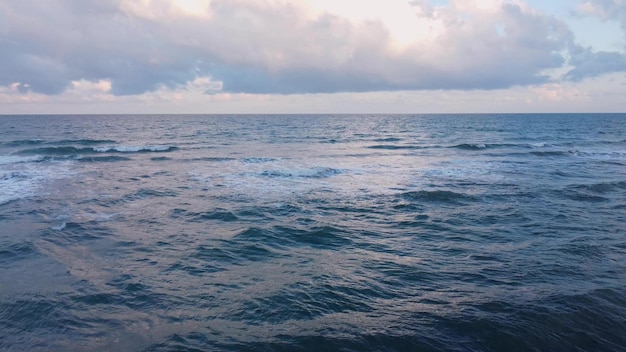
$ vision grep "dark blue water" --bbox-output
[1,114,625,351]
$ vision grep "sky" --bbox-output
[1,0,625,114]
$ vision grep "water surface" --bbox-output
[1,114,625,351]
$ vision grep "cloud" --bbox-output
[0,75,223,112]
[138,0,575,93]
[3,73,625,114]
[566,48,626,80]
[578,0,626,28]
[118,0,214,20]
[568,0,626,79]
[0,0,621,97]
[0,0,201,95]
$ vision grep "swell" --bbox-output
[2,139,115,148]
[171,208,239,222]
[366,142,544,151]
[367,145,424,150]
[17,145,177,156]
[139,287,626,351]
[231,225,354,252]
[554,182,626,203]
[0,296,69,339]
[442,287,626,352]
[571,181,626,194]
[77,156,132,163]
[400,190,476,203]
[0,241,38,264]
[3,113,626,352]
[260,167,341,179]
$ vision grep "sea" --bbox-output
[1,114,625,351]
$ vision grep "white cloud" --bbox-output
[578,0,626,23]
[70,79,112,94]
[0,0,625,112]
[0,0,580,96]
[119,0,214,20]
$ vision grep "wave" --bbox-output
[451,143,536,150]
[368,142,547,151]
[0,155,44,166]
[367,145,424,150]
[0,242,38,262]
[17,146,95,156]
[1,171,31,182]
[76,156,132,163]
[3,139,116,148]
[374,137,403,142]
[93,145,177,153]
[51,139,117,146]
[260,167,341,179]
[559,190,609,203]
[17,145,177,156]
[0,159,75,206]
[122,188,178,202]
[401,190,474,203]
[243,157,277,164]
[573,181,626,194]
[2,139,45,147]
[556,181,626,203]
[171,208,239,222]
[452,143,526,150]
[451,143,488,150]
[233,225,353,251]
[365,142,606,153]
[189,157,237,162]
[0,171,37,205]
[505,149,625,159]
[530,150,575,157]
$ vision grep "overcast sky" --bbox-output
[1,0,625,114]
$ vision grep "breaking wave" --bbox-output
[16,145,177,156]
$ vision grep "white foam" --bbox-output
[94,212,120,222]
[51,222,67,231]
[0,169,38,205]
[242,157,276,164]
[0,162,75,205]
[187,155,365,203]
[94,145,174,153]
[261,166,341,179]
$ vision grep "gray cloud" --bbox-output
[0,0,623,96]
[566,48,626,80]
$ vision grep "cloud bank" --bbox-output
[1,0,625,98]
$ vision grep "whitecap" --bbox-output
[51,222,67,231]
[0,171,36,205]
[261,167,341,178]
[93,145,176,153]
[242,157,277,164]
[0,162,75,205]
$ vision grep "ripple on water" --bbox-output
[2,114,626,351]
[400,190,476,204]
[170,208,239,222]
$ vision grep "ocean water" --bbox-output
[1,114,625,351]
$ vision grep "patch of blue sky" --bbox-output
[569,17,624,52]
[525,0,624,52]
